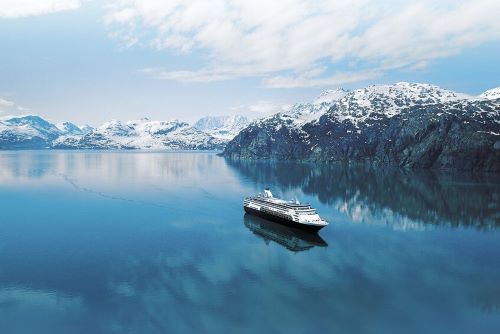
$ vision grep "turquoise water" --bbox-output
[0,151,499,334]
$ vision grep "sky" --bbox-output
[0,0,499,126]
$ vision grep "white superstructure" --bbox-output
[243,189,328,230]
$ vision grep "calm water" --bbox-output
[0,151,499,334]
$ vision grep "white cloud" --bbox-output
[141,68,235,83]
[106,0,500,87]
[0,98,15,114]
[0,97,29,115]
[0,98,15,107]
[229,101,291,117]
[263,69,382,88]
[0,0,80,18]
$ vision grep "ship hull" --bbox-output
[244,206,325,232]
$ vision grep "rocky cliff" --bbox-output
[223,83,500,171]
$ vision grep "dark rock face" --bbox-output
[223,98,500,172]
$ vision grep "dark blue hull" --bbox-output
[244,206,325,232]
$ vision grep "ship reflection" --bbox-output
[243,214,328,252]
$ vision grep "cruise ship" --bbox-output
[243,189,328,232]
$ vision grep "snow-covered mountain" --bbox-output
[194,115,249,140]
[1,115,234,150]
[2,82,498,159]
[331,82,474,125]
[54,118,227,150]
[251,82,476,132]
[0,115,61,148]
[223,82,500,171]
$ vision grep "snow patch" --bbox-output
[479,87,500,100]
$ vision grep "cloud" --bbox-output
[0,98,15,114]
[230,101,291,117]
[263,69,382,88]
[141,68,234,83]
[0,0,80,19]
[105,0,500,88]
[0,98,15,107]
[0,97,29,114]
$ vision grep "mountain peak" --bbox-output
[314,88,349,105]
[479,87,500,100]
[0,114,61,145]
[361,82,471,99]
[331,82,475,123]
[56,121,83,135]
[1,114,59,131]
[1,114,46,123]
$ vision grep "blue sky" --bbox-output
[0,0,499,125]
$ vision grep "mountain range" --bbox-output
[222,82,500,171]
[0,115,249,150]
[1,82,499,171]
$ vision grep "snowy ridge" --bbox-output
[479,87,500,100]
[56,121,85,135]
[56,118,226,150]
[1,115,238,150]
[331,82,474,126]
[313,88,349,105]
[250,82,493,131]
[1,114,61,139]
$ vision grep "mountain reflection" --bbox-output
[226,159,500,229]
[243,214,327,252]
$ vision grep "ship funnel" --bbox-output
[264,189,273,198]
